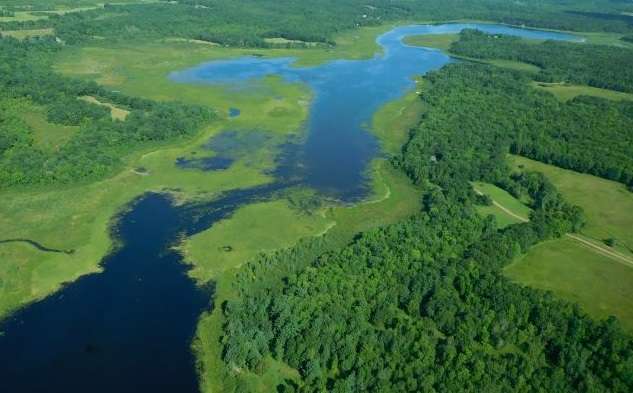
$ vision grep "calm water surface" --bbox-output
[0,24,576,392]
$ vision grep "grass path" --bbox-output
[473,186,633,268]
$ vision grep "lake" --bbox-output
[0,23,577,392]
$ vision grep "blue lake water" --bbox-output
[170,23,577,201]
[0,24,577,392]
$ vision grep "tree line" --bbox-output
[451,29,633,93]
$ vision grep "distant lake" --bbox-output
[0,24,577,393]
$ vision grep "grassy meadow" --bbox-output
[0,28,54,39]
[505,237,633,331]
[531,81,633,102]
[506,155,633,331]
[472,181,532,227]
[404,33,459,51]
[511,155,633,256]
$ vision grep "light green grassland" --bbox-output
[505,155,633,330]
[505,237,633,331]
[472,181,532,228]
[511,155,633,256]
[579,31,633,48]
[531,81,633,102]
[182,199,333,283]
[79,95,130,120]
[371,84,425,155]
[0,28,54,40]
[22,101,79,151]
[403,33,459,51]
[0,11,48,22]
[2,98,79,152]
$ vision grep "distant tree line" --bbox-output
[451,29,633,93]
[3,0,633,47]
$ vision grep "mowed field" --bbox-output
[506,155,633,330]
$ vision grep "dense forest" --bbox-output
[0,36,213,186]
[402,62,633,189]
[220,189,632,392]
[217,62,633,391]
[451,29,633,93]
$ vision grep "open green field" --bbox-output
[404,33,459,51]
[371,83,425,155]
[511,155,633,256]
[472,181,531,227]
[78,95,130,120]
[0,11,48,22]
[531,81,633,102]
[182,199,334,283]
[505,155,633,330]
[505,237,633,331]
[578,31,633,48]
[0,28,54,39]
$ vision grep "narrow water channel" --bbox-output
[0,24,577,392]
